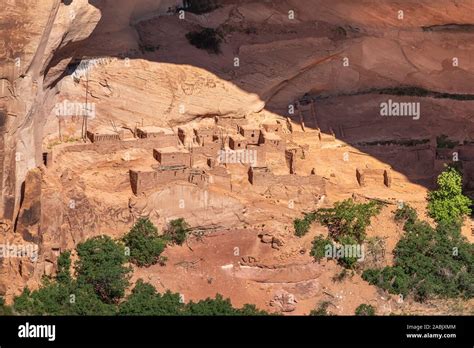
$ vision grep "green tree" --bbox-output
[363,266,412,298]
[428,167,471,223]
[309,301,332,316]
[184,294,266,316]
[337,235,360,269]
[56,251,72,285]
[314,199,382,242]
[119,280,184,316]
[294,212,316,237]
[237,304,269,316]
[394,204,417,225]
[14,252,74,315]
[310,235,332,261]
[67,283,117,315]
[12,235,267,316]
[185,28,222,54]
[355,304,375,316]
[122,218,167,267]
[164,218,190,246]
[363,206,474,301]
[75,236,131,304]
[13,279,71,315]
[0,296,13,315]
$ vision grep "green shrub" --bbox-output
[332,268,347,282]
[56,251,72,285]
[436,134,459,149]
[309,301,332,316]
[186,294,247,315]
[13,248,117,316]
[119,279,184,316]
[294,218,310,237]
[355,304,375,316]
[75,236,131,304]
[196,296,267,315]
[164,218,190,246]
[310,235,361,269]
[427,167,471,223]
[394,204,417,223]
[294,212,316,237]
[363,209,474,301]
[306,199,380,269]
[310,235,332,261]
[67,283,117,315]
[0,296,13,315]
[186,28,222,54]
[14,282,71,316]
[13,235,266,316]
[362,266,412,297]
[336,235,360,269]
[122,218,167,267]
[314,199,382,242]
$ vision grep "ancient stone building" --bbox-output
[153,147,191,167]
[129,170,157,195]
[229,134,247,150]
[194,127,216,146]
[155,165,188,184]
[259,132,285,151]
[137,126,173,138]
[247,144,266,167]
[262,122,283,135]
[356,168,392,188]
[130,165,190,195]
[188,169,209,188]
[214,116,248,129]
[248,166,274,185]
[86,128,123,143]
[248,166,325,188]
[193,141,221,158]
[238,125,261,145]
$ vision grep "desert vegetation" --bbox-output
[122,218,168,267]
[309,301,333,316]
[355,304,376,316]
[296,199,382,269]
[9,232,267,316]
[427,166,472,223]
[363,168,473,302]
[185,28,222,54]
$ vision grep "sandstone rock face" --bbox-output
[0,0,473,313]
[0,0,175,298]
